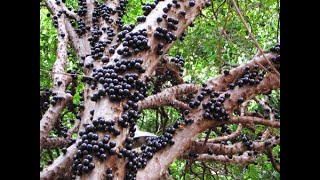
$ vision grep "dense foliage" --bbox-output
[40,0,280,179]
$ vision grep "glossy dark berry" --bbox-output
[189,0,195,7]
[238,97,244,103]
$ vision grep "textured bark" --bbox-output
[182,153,256,164]
[221,73,280,113]
[101,1,122,56]
[254,96,276,120]
[136,60,280,179]
[137,120,214,179]
[44,0,59,14]
[43,119,80,149]
[138,84,198,111]
[41,143,77,179]
[41,87,95,180]
[171,99,192,110]
[43,137,68,149]
[84,0,95,27]
[204,124,243,143]
[190,137,280,155]
[82,1,208,179]
[226,116,280,128]
[41,0,280,179]
[155,55,185,84]
[65,21,81,57]
[77,2,123,177]
[261,129,272,141]
[206,53,276,91]
[40,13,72,151]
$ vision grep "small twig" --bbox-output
[47,149,54,161]
[183,161,188,180]
[212,127,223,136]
[160,107,169,134]
[254,96,275,121]
[230,0,280,79]
[222,33,252,55]
[276,0,280,43]
[141,111,145,128]
[55,148,60,156]
[261,129,271,141]
[203,129,212,146]
[189,164,201,178]
[204,124,242,143]
[67,119,81,137]
[202,162,206,180]
[40,69,92,79]
[201,163,218,179]
[265,148,280,173]
[55,117,62,137]
[155,109,159,133]
[214,0,227,18]
[224,164,228,175]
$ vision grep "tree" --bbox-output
[40,0,280,179]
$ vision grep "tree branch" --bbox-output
[43,137,68,149]
[182,153,256,164]
[138,84,198,111]
[206,52,276,91]
[43,119,80,149]
[266,148,280,173]
[40,13,73,151]
[44,0,78,19]
[41,0,281,179]
[136,53,280,179]
[190,137,280,155]
[261,129,271,141]
[254,96,275,120]
[225,116,280,128]
[156,55,185,85]
[84,0,95,27]
[65,20,81,57]
[60,3,79,19]
[172,100,192,110]
[44,0,59,15]
[230,0,280,78]
[40,143,77,179]
[222,72,280,113]
[204,124,243,143]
